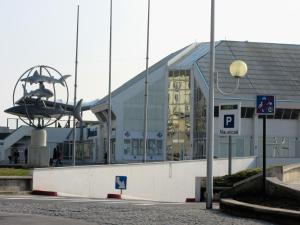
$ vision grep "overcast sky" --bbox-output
[1,0,300,127]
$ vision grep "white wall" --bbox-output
[33,157,256,202]
[257,157,300,167]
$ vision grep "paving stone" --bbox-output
[0,196,274,225]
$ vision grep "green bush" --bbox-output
[202,168,262,187]
[215,168,262,187]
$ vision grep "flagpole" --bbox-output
[206,0,215,209]
[107,0,112,164]
[72,5,80,166]
[143,0,150,163]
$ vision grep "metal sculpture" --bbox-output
[5,65,81,128]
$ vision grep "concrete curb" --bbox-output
[0,176,32,179]
[0,191,31,195]
[220,198,300,225]
[31,190,57,196]
[107,193,122,199]
[185,198,196,203]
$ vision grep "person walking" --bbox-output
[57,145,63,166]
[24,148,28,164]
[13,149,19,164]
[53,147,58,166]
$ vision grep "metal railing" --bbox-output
[6,118,71,130]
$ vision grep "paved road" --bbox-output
[0,195,273,225]
[0,212,97,225]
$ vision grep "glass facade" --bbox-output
[166,69,257,161]
[122,77,165,160]
[258,136,294,158]
[167,70,191,160]
[121,68,300,162]
[214,136,253,158]
[193,79,207,159]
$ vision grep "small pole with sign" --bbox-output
[256,95,275,197]
[228,135,232,175]
[219,103,241,175]
[115,176,127,196]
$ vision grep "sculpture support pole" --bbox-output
[72,5,80,166]
[29,128,49,167]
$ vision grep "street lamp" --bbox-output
[229,60,248,77]
[216,60,248,95]
[207,0,248,210]
[217,60,248,176]
[207,59,248,209]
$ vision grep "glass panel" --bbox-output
[148,139,156,155]
[139,140,144,155]
[132,139,139,155]
[157,140,163,155]
[167,69,191,160]
[124,139,131,155]
[193,78,206,159]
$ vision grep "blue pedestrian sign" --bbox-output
[256,95,275,115]
[115,176,127,190]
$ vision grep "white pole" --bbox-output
[107,0,112,164]
[143,0,150,163]
[72,5,80,166]
[206,0,215,209]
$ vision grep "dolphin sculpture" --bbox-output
[22,84,53,100]
[21,71,71,86]
[5,99,83,122]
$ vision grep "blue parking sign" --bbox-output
[219,103,240,136]
[224,115,234,128]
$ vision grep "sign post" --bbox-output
[219,103,241,175]
[115,176,127,195]
[256,95,275,196]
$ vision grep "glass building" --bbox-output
[91,40,300,165]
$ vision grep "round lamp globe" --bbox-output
[229,60,248,78]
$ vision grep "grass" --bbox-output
[0,168,31,176]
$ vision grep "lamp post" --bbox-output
[207,59,248,209]
[206,0,215,210]
[216,60,248,96]
[207,0,248,210]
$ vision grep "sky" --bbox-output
[1,0,300,127]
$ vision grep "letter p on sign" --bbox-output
[224,115,234,128]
